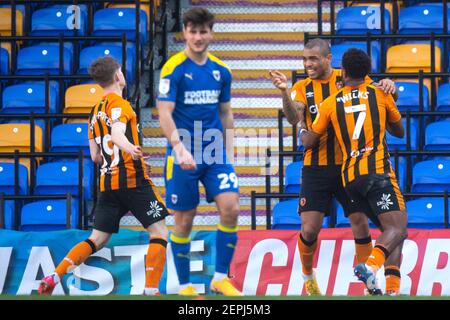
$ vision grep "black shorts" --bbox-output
[93,185,169,234]
[298,165,357,217]
[344,173,406,227]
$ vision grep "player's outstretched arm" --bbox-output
[111,122,143,160]
[269,70,305,125]
[89,139,103,165]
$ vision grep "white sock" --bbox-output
[213,272,227,281]
[52,272,61,284]
[144,287,160,295]
[179,283,192,290]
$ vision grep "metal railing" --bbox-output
[0,151,85,229]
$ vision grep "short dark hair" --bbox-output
[342,48,371,79]
[183,7,215,29]
[88,57,121,88]
[304,38,330,57]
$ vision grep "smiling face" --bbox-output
[183,22,213,56]
[302,46,332,80]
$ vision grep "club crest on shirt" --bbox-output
[159,78,170,95]
[213,70,221,81]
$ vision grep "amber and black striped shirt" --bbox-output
[88,93,150,192]
[312,83,402,186]
[291,69,344,166]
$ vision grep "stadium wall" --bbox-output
[0,229,449,296]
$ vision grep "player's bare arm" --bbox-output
[300,128,321,150]
[111,122,143,160]
[269,70,305,125]
[157,100,197,170]
[88,139,103,165]
[386,119,405,138]
[219,101,235,164]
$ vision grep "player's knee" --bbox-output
[301,227,319,242]
[221,204,239,222]
[148,220,169,240]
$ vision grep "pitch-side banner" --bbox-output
[1,228,449,295]
[230,229,450,296]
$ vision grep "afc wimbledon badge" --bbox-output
[213,70,221,81]
[159,78,170,95]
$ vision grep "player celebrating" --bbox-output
[270,39,397,295]
[157,8,242,296]
[305,48,408,296]
[39,57,169,296]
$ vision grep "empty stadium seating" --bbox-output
[1,200,15,230]
[331,42,380,72]
[35,161,93,199]
[31,6,87,36]
[406,198,447,228]
[0,7,23,36]
[0,162,28,195]
[395,82,429,111]
[50,123,90,156]
[93,8,148,43]
[398,4,444,35]
[0,123,43,153]
[387,44,441,73]
[20,199,78,231]
[425,121,450,151]
[64,83,103,115]
[386,118,418,150]
[273,199,330,230]
[2,82,58,114]
[0,47,9,75]
[437,83,450,111]
[412,160,450,192]
[336,6,390,35]
[284,161,302,193]
[16,44,72,75]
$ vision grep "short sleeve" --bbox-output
[157,63,180,102]
[385,92,401,123]
[111,101,134,124]
[291,80,307,105]
[311,100,331,135]
[219,68,232,103]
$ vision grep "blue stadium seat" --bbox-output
[0,162,28,195]
[273,199,329,230]
[335,204,376,228]
[50,123,90,156]
[386,118,418,150]
[437,83,450,111]
[412,160,450,192]
[0,47,9,75]
[331,42,381,72]
[35,161,93,200]
[17,44,72,75]
[93,8,148,43]
[395,82,429,111]
[1,200,15,230]
[78,44,135,85]
[31,6,86,36]
[336,6,390,35]
[399,5,444,34]
[406,198,447,228]
[285,161,302,193]
[425,121,450,150]
[2,82,58,114]
[20,199,78,231]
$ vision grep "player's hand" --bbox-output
[173,143,197,170]
[376,79,396,95]
[128,145,143,160]
[269,70,288,91]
